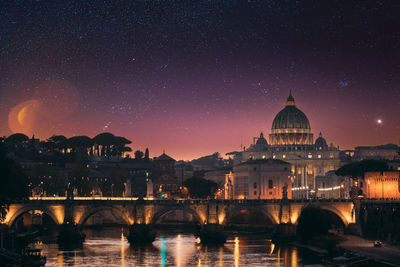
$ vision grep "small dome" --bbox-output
[271,92,310,130]
[155,152,175,161]
[256,132,268,145]
[315,132,328,150]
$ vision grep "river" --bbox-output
[31,226,324,267]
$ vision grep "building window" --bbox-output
[308,154,312,158]
[253,167,257,171]
[273,154,276,159]
[329,153,334,158]
[269,192,272,195]
[268,179,273,189]
[262,155,266,159]
[282,154,286,159]
[253,182,257,189]
[317,154,322,159]
[254,191,257,195]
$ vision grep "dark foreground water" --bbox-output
[31,226,321,267]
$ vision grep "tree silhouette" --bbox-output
[134,150,144,160]
[144,148,149,160]
[0,143,29,222]
[183,177,218,199]
[93,133,132,158]
[65,136,92,163]
[93,132,115,157]
[5,133,29,144]
[46,135,67,153]
[5,133,29,154]
[335,159,388,179]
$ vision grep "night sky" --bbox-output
[1,1,399,160]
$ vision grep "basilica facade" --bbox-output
[231,92,342,199]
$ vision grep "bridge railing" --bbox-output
[11,197,354,205]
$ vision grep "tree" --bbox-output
[93,132,115,157]
[144,148,149,160]
[92,133,132,158]
[65,136,92,164]
[335,160,388,179]
[113,136,132,157]
[297,205,329,242]
[46,135,67,153]
[5,133,29,154]
[134,150,144,160]
[183,177,218,199]
[0,143,29,222]
[336,160,389,200]
[5,133,29,145]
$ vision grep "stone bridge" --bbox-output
[4,198,356,231]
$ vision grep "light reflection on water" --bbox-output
[34,227,304,267]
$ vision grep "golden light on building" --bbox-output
[290,212,299,224]
[51,206,65,224]
[218,212,226,224]
[365,171,400,199]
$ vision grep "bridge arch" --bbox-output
[7,205,61,228]
[77,206,132,230]
[225,206,278,226]
[318,205,350,227]
[150,206,204,225]
[292,204,350,232]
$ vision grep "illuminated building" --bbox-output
[227,158,292,199]
[269,91,313,147]
[353,144,399,161]
[365,171,400,199]
[314,171,349,199]
[152,152,179,198]
[230,92,342,199]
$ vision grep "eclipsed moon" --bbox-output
[8,100,41,136]
[7,79,80,137]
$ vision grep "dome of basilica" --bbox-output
[269,92,314,147]
[271,92,310,130]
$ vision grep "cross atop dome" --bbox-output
[286,90,296,106]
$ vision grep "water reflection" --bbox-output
[34,226,309,266]
[153,233,197,267]
[160,236,166,267]
[234,237,239,267]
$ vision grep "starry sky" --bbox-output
[1,1,399,160]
